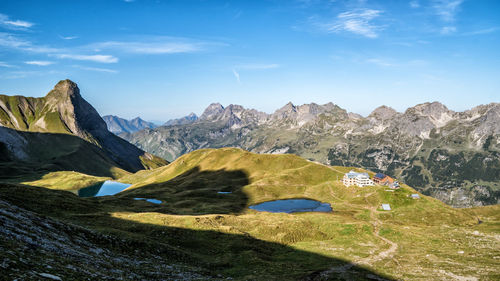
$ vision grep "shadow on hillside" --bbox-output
[101,166,250,215]
[0,126,136,181]
[0,182,396,281]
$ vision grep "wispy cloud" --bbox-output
[0,32,30,48]
[60,35,78,40]
[73,65,117,73]
[366,58,395,67]
[232,69,240,83]
[364,58,429,67]
[316,9,384,38]
[54,54,118,63]
[433,0,463,22]
[0,70,61,79]
[0,32,62,53]
[440,26,456,34]
[0,13,34,30]
[409,1,420,8]
[89,37,207,55]
[235,63,280,70]
[25,60,55,66]
[0,61,13,68]
[462,27,499,36]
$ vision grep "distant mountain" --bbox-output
[122,101,500,207]
[164,113,198,126]
[0,79,167,178]
[103,115,157,135]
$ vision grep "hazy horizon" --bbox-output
[0,0,499,120]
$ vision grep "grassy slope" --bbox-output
[120,148,498,279]
[3,148,499,280]
[18,171,111,191]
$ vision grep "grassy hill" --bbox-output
[1,148,498,280]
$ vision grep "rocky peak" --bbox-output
[369,105,398,120]
[186,112,198,119]
[200,103,224,120]
[271,102,297,121]
[43,80,108,137]
[407,102,454,119]
[46,79,81,100]
[402,101,457,129]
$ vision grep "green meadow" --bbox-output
[1,148,498,280]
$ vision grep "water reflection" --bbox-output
[249,199,332,213]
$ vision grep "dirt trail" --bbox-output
[318,186,398,279]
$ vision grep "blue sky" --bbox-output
[0,0,499,121]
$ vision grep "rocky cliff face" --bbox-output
[122,101,500,207]
[103,115,157,135]
[0,80,167,176]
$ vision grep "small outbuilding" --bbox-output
[411,194,420,199]
[381,204,391,211]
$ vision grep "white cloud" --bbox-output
[462,27,499,36]
[89,38,205,55]
[0,70,61,79]
[0,32,30,48]
[236,63,280,70]
[0,13,34,30]
[0,61,13,67]
[232,69,240,83]
[364,58,429,67]
[441,26,457,34]
[74,65,117,73]
[318,9,383,38]
[55,54,118,63]
[60,35,78,40]
[25,60,55,66]
[366,58,394,67]
[433,0,463,22]
[409,1,420,8]
[0,32,61,53]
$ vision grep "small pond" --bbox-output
[78,181,132,197]
[249,199,332,213]
[134,198,162,204]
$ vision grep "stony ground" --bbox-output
[0,199,218,280]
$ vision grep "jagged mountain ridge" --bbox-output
[164,112,199,126]
[122,101,500,207]
[0,80,167,177]
[103,115,157,134]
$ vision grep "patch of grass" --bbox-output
[20,171,110,191]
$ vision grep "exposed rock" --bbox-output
[122,101,500,207]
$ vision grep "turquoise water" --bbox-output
[134,198,162,204]
[249,199,332,213]
[78,181,132,197]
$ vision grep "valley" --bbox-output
[2,1,499,279]
[1,148,499,280]
[0,81,498,280]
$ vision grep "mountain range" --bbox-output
[102,115,157,135]
[0,80,167,178]
[0,80,498,280]
[121,101,500,207]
